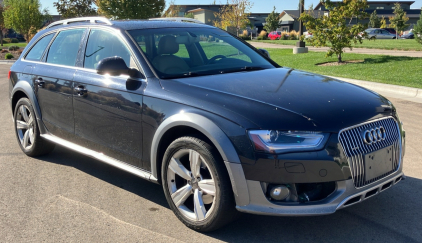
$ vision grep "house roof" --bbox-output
[314,1,415,10]
[280,10,326,19]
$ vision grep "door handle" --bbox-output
[74,86,87,96]
[35,78,45,88]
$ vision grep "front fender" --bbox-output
[150,112,250,206]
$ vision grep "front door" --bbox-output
[72,28,146,168]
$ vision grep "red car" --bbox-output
[268,31,281,40]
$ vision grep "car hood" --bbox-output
[160,68,394,132]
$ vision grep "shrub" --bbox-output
[1,49,8,53]
[238,34,250,40]
[288,35,297,40]
[2,38,11,44]
[5,53,14,59]
[257,30,268,40]
[8,46,19,51]
[280,32,288,40]
[11,38,19,43]
[242,30,249,36]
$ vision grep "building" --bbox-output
[279,10,326,32]
[279,1,421,32]
[165,4,269,31]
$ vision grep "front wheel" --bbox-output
[162,136,239,232]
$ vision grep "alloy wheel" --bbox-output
[167,149,216,221]
[16,105,35,150]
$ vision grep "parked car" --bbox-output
[400,32,414,39]
[382,28,397,35]
[8,17,405,232]
[365,28,396,39]
[268,31,281,40]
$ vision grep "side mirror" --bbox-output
[258,49,270,59]
[97,56,131,76]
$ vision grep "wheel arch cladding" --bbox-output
[150,113,250,206]
[11,81,42,120]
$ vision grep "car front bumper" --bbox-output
[234,170,403,216]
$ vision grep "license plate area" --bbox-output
[364,145,394,182]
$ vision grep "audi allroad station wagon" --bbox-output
[8,17,405,232]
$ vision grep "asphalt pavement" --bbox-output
[1,64,422,242]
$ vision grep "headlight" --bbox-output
[248,130,329,154]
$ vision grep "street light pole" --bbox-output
[293,0,308,54]
[297,0,305,48]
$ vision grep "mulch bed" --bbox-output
[316,60,364,66]
[0,49,21,60]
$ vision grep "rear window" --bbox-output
[25,33,54,61]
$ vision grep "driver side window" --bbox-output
[84,29,133,69]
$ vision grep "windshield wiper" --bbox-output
[219,66,265,74]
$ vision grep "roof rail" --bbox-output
[46,17,112,29]
[148,17,204,24]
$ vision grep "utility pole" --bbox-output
[293,0,308,54]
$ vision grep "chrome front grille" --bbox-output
[338,117,401,188]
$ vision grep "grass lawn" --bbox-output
[251,39,422,51]
[268,48,422,89]
[0,42,27,48]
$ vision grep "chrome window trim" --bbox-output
[338,116,403,189]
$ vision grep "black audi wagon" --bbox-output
[8,17,405,232]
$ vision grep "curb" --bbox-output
[0,60,16,64]
[330,76,422,102]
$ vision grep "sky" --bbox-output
[41,0,422,15]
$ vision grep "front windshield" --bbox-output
[128,27,275,79]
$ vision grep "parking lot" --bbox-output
[1,64,421,242]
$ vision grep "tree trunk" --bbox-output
[338,54,342,63]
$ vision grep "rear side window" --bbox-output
[46,29,85,66]
[84,29,132,69]
[25,34,54,61]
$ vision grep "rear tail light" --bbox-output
[8,70,11,80]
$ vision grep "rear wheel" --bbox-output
[162,136,239,232]
[14,98,55,157]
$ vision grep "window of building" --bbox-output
[376,7,385,9]
[46,29,85,66]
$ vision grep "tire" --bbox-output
[14,98,55,157]
[161,136,240,232]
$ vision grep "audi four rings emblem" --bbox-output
[362,126,386,144]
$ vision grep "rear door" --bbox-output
[32,28,87,139]
[72,28,146,168]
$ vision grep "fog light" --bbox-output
[269,185,290,201]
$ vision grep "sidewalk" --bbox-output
[250,42,422,58]
[330,76,422,104]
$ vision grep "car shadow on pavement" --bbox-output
[37,145,170,209]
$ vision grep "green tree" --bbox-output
[53,0,97,18]
[214,0,253,36]
[414,9,422,45]
[3,0,50,43]
[389,3,409,39]
[380,15,387,28]
[184,12,194,19]
[299,0,369,63]
[163,0,181,17]
[264,6,280,32]
[369,10,381,28]
[96,0,165,19]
